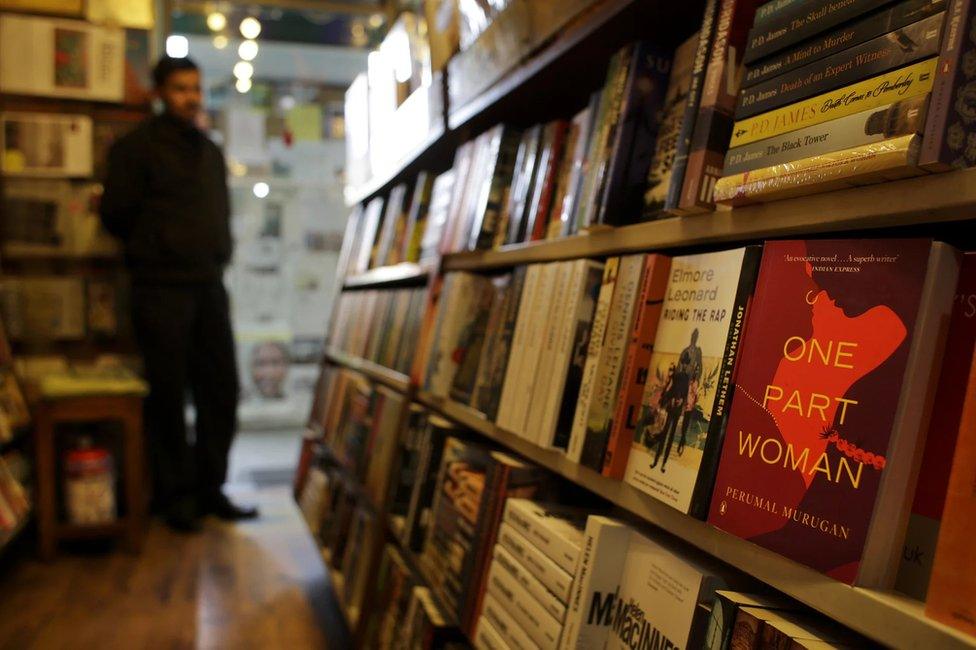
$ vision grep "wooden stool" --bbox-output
[33,393,146,560]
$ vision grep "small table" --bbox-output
[32,376,148,560]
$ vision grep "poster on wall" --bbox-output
[1,112,93,178]
[235,329,316,428]
[0,15,124,102]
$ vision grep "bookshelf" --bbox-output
[341,262,434,290]
[323,349,411,394]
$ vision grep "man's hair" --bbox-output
[153,56,199,87]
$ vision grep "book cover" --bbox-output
[497,522,576,603]
[403,415,456,552]
[708,239,958,585]
[467,273,513,406]
[386,404,428,520]
[486,554,563,647]
[704,590,796,650]
[729,57,936,147]
[605,532,725,650]
[736,12,945,120]
[403,172,433,263]
[559,516,631,650]
[470,125,521,250]
[449,278,500,405]
[374,183,411,267]
[418,170,456,264]
[439,141,478,256]
[643,33,700,215]
[492,543,567,622]
[503,125,544,245]
[625,247,761,518]
[723,95,928,175]
[579,254,647,470]
[556,102,598,238]
[897,253,976,599]
[603,254,672,479]
[502,499,586,575]
[354,196,385,274]
[743,0,947,88]
[567,258,620,463]
[524,121,569,242]
[475,267,528,421]
[926,349,976,637]
[545,123,583,239]
[547,261,606,451]
[364,387,406,508]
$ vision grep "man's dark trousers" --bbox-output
[131,279,239,510]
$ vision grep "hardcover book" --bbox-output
[708,239,960,586]
[625,247,761,518]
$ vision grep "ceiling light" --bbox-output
[238,39,258,61]
[253,182,269,198]
[278,95,296,111]
[166,35,189,58]
[368,13,383,28]
[212,34,228,49]
[233,61,254,80]
[235,77,252,93]
[240,17,261,39]
[206,12,226,31]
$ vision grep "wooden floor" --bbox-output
[0,487,350,650]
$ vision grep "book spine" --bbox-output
[751,0,804,30]
[737,12,945,119]
[482,267,528,420]
[482,594,541,650]
[715,133,922,205]
[474,616,509,650]
[503,500,581,574]
[743,0,947,88]
[497,523,575,603]
[919,0,975,168]
[496,266,540,430]
[559,517,632,650]
[665,0,721,212]
[475,130,521,250]
[689,247,762,519]
[530,124,569,241]
[603,256,671,480]
[487,557,563,648]
[744,0,895,64]
[493,544,568,622]
[724,94,928,175]
[525,262,572,444]
[566,259,619,463]
[730,57,937,147]
[509,264,558,437]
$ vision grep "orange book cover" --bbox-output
[602,254,672,479]
[926,345,976,637]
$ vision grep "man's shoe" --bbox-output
[202,493,259,521]
[165,499,202,533]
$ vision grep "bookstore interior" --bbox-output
[3,0,976,647]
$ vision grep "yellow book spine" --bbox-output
[729,58,937,148]
[714,134,920,205]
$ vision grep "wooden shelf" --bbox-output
[323,350,412,394]
[444,168,976,271]
[342,262,433,290]
[413,391,976,650]
[55,520,127,540]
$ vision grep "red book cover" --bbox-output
[708,239,934,583]
[897,252,976,598]
[926,346,976,637]
[602,254,672,479]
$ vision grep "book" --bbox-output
[497,522,576,603]
[486,554,563,647]
[578,254,647,470]
[363,387,406,508]
[386,404,428,522]
[722,95,928,176]
[403,172,433,263]
[605,531,726,650]
[474,615,508,650]
[643,33,700,215]
[920,0,976,169]
[751,0,804,30]
[481,593,540,650]
[704,590,797,650]
[744,0,901,64]
[496,265,547,433]
[419,170,456,263]
[354,196,385,274]
[493,543,567,622]
[925,350,976,637]
[595,42,674,226]
[714,134,923,206]
[462,273,512,406]
[602,254,672,480]
[402,415,455,552]
[625,247,762,518]
[524,121,568,241]
[0,277,87,340]
[742,0,947,88]
[503,125,544,245]
[449,277,500,404]
[472,268,526,421]
[0,112,93,177]
[502,499,586,575]
[374,183,410,267]
[559,516,632,650]
[897,253,976,599]
[566,259,620,463]
[469,125,521,250]
[729,57,937,148]
[557,101,599,238]
[545,124,583,239]
[736,12,945,120]
[708,239,960,586]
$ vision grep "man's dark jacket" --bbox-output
[100,113,232,282]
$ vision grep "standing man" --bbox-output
[101,56,257,531]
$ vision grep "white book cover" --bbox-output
[605,532,723,650]
[509,262,559,438]
[498,522,575,603]
[474,615,509,650]
[487,554,563,648]
[497,264,542,430]
[566,258,619,462]
[538,260,604,448]
[560,515,632,650]
[494,543,567,622]
[503,498,586,574]
[525,261,575,445]
[623,248,748,513]
[482,593,540,650]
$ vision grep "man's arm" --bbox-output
[99,136,147,239]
